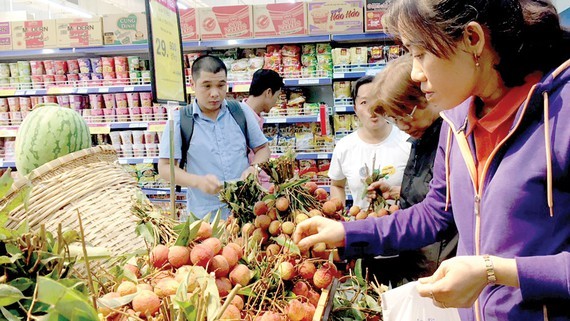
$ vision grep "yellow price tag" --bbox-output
[89,124,111,134]
[148,0,186,103]
[148,121,166,132]
[0,89,16,97]
[0,127,18,137]
[186,86,195,95]
[232,83,250,93]
[47,87,74,95]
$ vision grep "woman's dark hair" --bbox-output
[384,0,569,87]
[352,75,375,102]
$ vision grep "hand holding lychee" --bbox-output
[292,216,345,252]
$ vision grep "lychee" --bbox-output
[221,246,239,268]
[253,201,269,216]
[313,267,334,289]
[168,245,191,268]
[201,237,223,255]
[307,290,320,307]
[154,278,180,298]
[292,280,310,298]
[278,261,296,281]
[330,197,344,211]
[281,221,295,235]
[388,204,400,213]
[123,264,141,279]
[295,213,309,224]
[231,295,244,311]
[268,220,281,236]
[266,243,281,256]
[252,228,269,244]
[216,277,232,297]
[297,261,316,281]
[226,242,244,260]
[209,255,230,278]
[307,209,322,217]
[356,211,368,220]
[137,283,154,292]
[242,222,255,236]
[132,290,161,317]
[117,281,137,296]
[229,264,252,287]
[196,222,213,240]
[322,201,337,216]
[286,299,306,321]
[275,197,290,211]
[267,208,278,220]
[175,265,198,292]
[348,205,360,216]
[220,304,241,320]
[314,188,328,201]
[190,244,214,267]
[304,181,318,194]
[150,244,169,269]
[255,215,272,230]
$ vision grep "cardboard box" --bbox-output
[253,3,307,38]
[12,20,57,49]
[199,5,253,40]
[56,18,103,48]
[308,1,363,35]
[180,8,199,41]
[102,13,148,45]
[0,22,12,51]
[365,0,389,32]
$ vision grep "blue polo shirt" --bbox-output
[159,99,268,220]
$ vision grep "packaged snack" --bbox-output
[17,61,31,76]
[304,102,320,115]
[388,45,402,61]
[295,132,314,151]
[68,95,84,112]
[301,66,317,78]
[103,94,116,109]
[316,43,332,55]
[56,95,70,108]
[101,57,115,73]
[66,73,79,84]
[77,58,92,73]
[350,47,368,65]
[54,60,68,75]
[135,163,155,178]
[369,46,384,63]
[333,81,351,99]
[266,44,281,53]
[302,44,316,55]
[282,45,301,57]
[90,57,102,73]
[8,63,19,77]
[231,59,249,73]
[144,131,157,144]
[29,61,45,76]
[0,98,8,112]
[7,97,19,112]
[264,51,282,73]
[67,59,80,74]
[115,93,128,108]
[130,107,141,121]
[31,75,43,89]
[90,73,103,86]
[126,92,140,108]
[317,159,330,178]
[42,60,54,75]
[332,48,351,65]
[301,54,317,67]
[298,159,318,178]
[283,56,300,66]
[334,114,351,133]
[140,92,152,107]
[0,63,10,77]
[114,56,129,73]
[127,56,139,71]
[132,131,144,144]
[248,57,264,71]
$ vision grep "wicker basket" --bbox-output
[0,145,146,257]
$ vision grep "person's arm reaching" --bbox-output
[158,158,221,195]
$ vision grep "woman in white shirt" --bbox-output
[329,75,411,209]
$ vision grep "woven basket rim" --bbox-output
[1,145,117,206]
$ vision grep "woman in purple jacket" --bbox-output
[293,1,570,320]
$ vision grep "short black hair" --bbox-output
[249,69,284,97]
[191,55,227,80]
[352,75,375,102]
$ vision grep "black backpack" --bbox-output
[178,100,250,170]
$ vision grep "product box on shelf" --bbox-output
[365,0,389,32]
[12,20,57,49]
[253,2,307,38]
[56,18,103,48]
[102,13,148,45]
[180,8,199,41]
[307,1,363,35]
[0,22,12,51]
[198,5,253,40]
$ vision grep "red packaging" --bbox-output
[43,60,55,75]
[115,107,129,122]
[56,95,70,108]
[69,95,84,112]
[114,93,127,108]
[43,74,55,87]
[139,92,152,107]
[103,94,116,109]
[199,5,253,40]
[113,56,128,73]
[317,159,331,178]
[101,57,115,73]
[31,75,44,89]
[103,108,115,122]
[129,107,141,121]
[29,61,45,76]
[67,59,80,74]
[253,3,307,37]
[54,60,68,75]
[180,8,199,41]
[126,92,140,108]
[67,73,79,85]
[90,73,103,86]
[30,96,41,108]
[54,74,67,86]
[88,94,103,109]
[298,159,318,179]
[19,97,32,111]
[43,96,57,104]
[116,71,129,85]
[7,97,19,112]
[0,98,9,112]
[103,72,116,86]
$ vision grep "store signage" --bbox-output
[145,0,187,104]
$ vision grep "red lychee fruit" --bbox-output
[254,200,269,216]
[307,209,322,217]
[304,181,318,194]
[307,290,320,307]
[123,264,141,279]
[190,244,214,268]
[226,242,244,260]
[209,255,230,278]
[292,280,310,298]
[322,201,337,216]
[313,267,334,289]
[220,303,241,320]
[132,290,161,317]
[281,221,295,235]
[216,277,232,297]
[314,188,328,201]
[98,292,120,316]
[267,208,278,220]
[278,261,296,281]
[221,245,239,268]
[297,261,316,281]
[275,197,290,211]
[231,295,244,311]
[150,244,169,269]
[117,281,137,296]
[286,299,306,321]
[201,237,222,255]
[329,197,344,211]
[154,278,180,298]
[242,222,255,236]
[229,264,252,287]
[255,215,272,230]
[268,220,281,236]
[348,206,360,216]
[168,245,191,268]
[196,222,213,240]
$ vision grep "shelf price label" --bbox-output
[89,124,111,134]
[0,127,18,137]
[232,83,250,93]
[298,78,320,85]
[0,89,16,97]
[47,87,74,95]
[148,122,166,132]
[146,0,186,104]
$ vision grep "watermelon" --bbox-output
[15,104,92,175]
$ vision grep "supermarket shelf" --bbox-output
[332,64,385,80]
[199,35,331,48]
[0,121,166,137]
[117,157,159,165]
[334,105,354,113]
[283,77,332,87]
[147,198,187,204]
[0,85,152,97]
[331,33,393,43]
[142,187,187,196]
[0,160,15,168]
[296,153,333,160]
[264,115,319,124]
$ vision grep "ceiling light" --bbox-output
[38,0,93,19]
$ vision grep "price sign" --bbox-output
[0,89,16,97]
[89,124,111,134]
[146,0,186,104]
[47,87,74,95]
[148,122,166,132]
[298,78,320,85]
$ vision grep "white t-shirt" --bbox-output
[329,126,411,209]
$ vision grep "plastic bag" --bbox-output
[381,281,461,321]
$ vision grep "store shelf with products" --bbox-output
[333,63,385,80]
[334,98,355,113]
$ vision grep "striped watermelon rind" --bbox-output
[15,104,92,175]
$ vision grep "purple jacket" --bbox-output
[343,60,570,321]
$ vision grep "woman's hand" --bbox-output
[416,256,488,308]
[292,216,345,252]
[367,180,401,202]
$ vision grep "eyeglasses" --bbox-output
[384,105,417,124]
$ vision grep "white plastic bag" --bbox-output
[381,281,461,321]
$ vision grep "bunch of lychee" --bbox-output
[347,203,400,220]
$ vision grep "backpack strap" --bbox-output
[226,100,250,151]
[179,104,194,170]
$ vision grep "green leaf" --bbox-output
[0,169,13,197]
[0,306,21,321]
[0,285,25,307]
[176,298,198,320]
[61,230,80,244]
[9,278,34,292]
[0,184,32,217]
[354,259,366,288]
[97,292,137,309]
[174,220,190,246]
[237,287,255,297]
[67,245,111,260]
[187,219,203,243]
[135,222,156,245]
[0,256,11,265]
[271,236,300,255]
[36,277,99,321]
[211,210,223,238]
